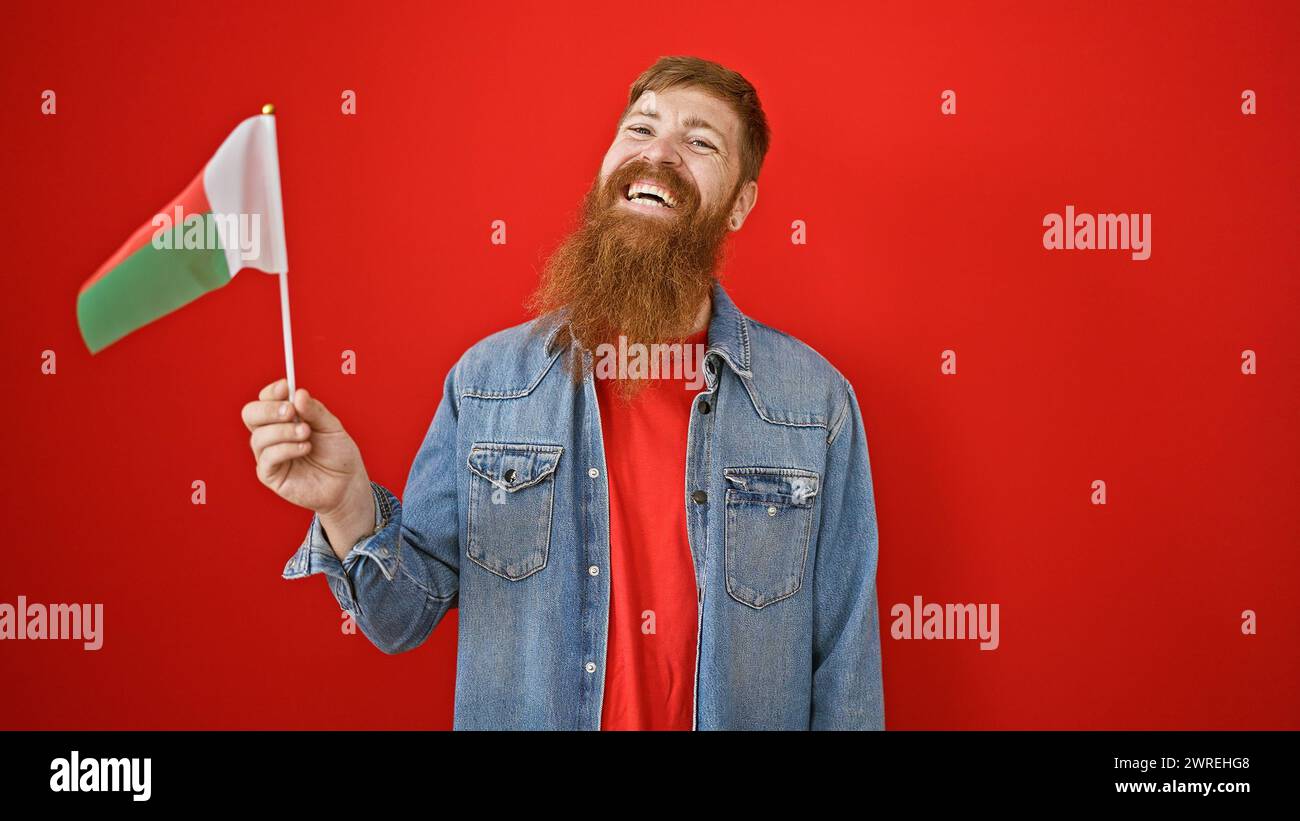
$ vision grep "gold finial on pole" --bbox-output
[261,103,276,115]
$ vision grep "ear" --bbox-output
[727,180,759,232]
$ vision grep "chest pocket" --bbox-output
[723,467,820,609]
[466,443,563,581]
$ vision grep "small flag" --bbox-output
[77,112,289,354]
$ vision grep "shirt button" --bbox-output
[503,468,516,484]
[692,490,708,504]
[588,565,600,576]
[698,399,711,414]
[585,662,597,674]
[588,467,599,478]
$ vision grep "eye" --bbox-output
[628,125,653,136]
[689,138,716,150]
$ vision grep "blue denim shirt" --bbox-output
[283,279,884,730]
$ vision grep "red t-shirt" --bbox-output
[595,329,707,730]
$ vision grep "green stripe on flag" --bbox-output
[78,212,233,353]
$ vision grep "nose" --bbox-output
[637,134,681,168]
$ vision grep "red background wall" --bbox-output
[1,0,1296,729]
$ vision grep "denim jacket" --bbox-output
[282,279,885,730]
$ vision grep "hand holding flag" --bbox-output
[83,105,377,552]
[240,377,376,556]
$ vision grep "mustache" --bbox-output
[598,159,702,215]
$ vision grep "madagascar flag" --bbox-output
[77,112,289,353]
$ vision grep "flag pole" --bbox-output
[279,266,296,399]
[262,102,296,400]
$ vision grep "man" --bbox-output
[243,56,884,730]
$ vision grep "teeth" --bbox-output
[627,181,677,208]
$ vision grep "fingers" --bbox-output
[257,439,312,484]
[258,378,289,401]
[241,398,297,431]
[249,420,312,460]
[249,379,315,486]
[292,388,341,432]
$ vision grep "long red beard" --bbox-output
[527,159,735,396]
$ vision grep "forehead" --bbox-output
[623,85,741,141]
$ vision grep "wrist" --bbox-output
[320,475,376,550]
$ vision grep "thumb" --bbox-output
[293,388,341,432]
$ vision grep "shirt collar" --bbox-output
[704,278,753,378]
[540,277,754,378]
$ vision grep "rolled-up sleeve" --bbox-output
[810,380,885,730]
[282,480,395,612]
[281,362,463,655]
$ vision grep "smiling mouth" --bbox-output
[623,179,679,209]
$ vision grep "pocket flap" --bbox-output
[468,443,563,491]
[724,467,820,506]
